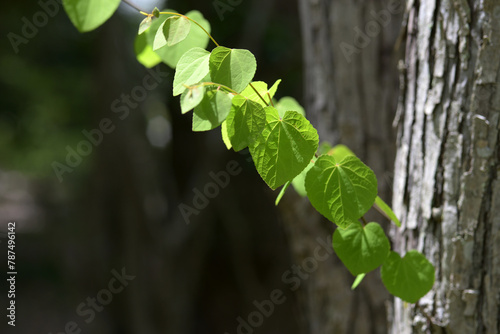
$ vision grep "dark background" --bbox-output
[0,0,306,333]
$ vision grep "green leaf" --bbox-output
[139,16,152,35]
[192,89,233,131]
[209,47,257,93]
[146,10,210,68]
[374,196,401,227]
[240,80,281,107]
[63,0,120,32]
[250,108,319,190]
[154,15,191,50]
[351,273,366,290]
[275,181,291,206]
[381,251,435,303]
[134,33,162,68]
[173,48,210,96]
[225,95,266,151]
[180,85,205,114]
[291,158,315,197]
[275,97,305,117]
[305,155,377,228]
[332,222,390,275]
[221,121,232,150]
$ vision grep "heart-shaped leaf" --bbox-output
[305,155,377,228]
[332,222,390,275]
[63,0,121,32]
[209,47,257,93]
[154,15,191,50]
[192,89,233,131]
[173,48,210,96]
[250,108,319,190]
[381,251,435,303]
[225,95,266,151]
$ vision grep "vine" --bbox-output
[61,0,435,304]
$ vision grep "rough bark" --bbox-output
[391,0,500,333]
[279,0,402,332]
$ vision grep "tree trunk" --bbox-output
[280,0,402,332]
[391,0,500,332]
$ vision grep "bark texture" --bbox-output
[391,0,500,332]
[280,0,402,332]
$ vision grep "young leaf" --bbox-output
[240,80,281,107]
[134,33,162,68]
[146,10,210,68]
[221,121,232,150]
[192,89,233,131]
[209,47,257,93]
[154,15,191,50]
[374,196,401,227]
[180,85,205,114]
[268,80,281,100]
[291,158,315,197]
[381,251,435,303]
[225,95,266,151]
[305,155,377,228]
[139,16,152,35]
[173,48,211,96]
[275,97,305,117]
[250,108,319,190]
[351,273,366,290]
[332,222,390,275]
[152,7,160,18]
[63,0,120,32]
[275,181,291,206]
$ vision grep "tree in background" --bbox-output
[286,0,402,332]
[293,0,500,332]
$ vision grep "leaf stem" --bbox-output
[159,12,219,47]
[249,83,269,106]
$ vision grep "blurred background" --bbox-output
[1,0,403,332]
[0,0,305,333]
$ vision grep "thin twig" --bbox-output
[122,0,146,13]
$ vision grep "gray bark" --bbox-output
[391,0,500,332]
[281,0,403,332]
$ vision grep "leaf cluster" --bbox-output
[62,2,435,304]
